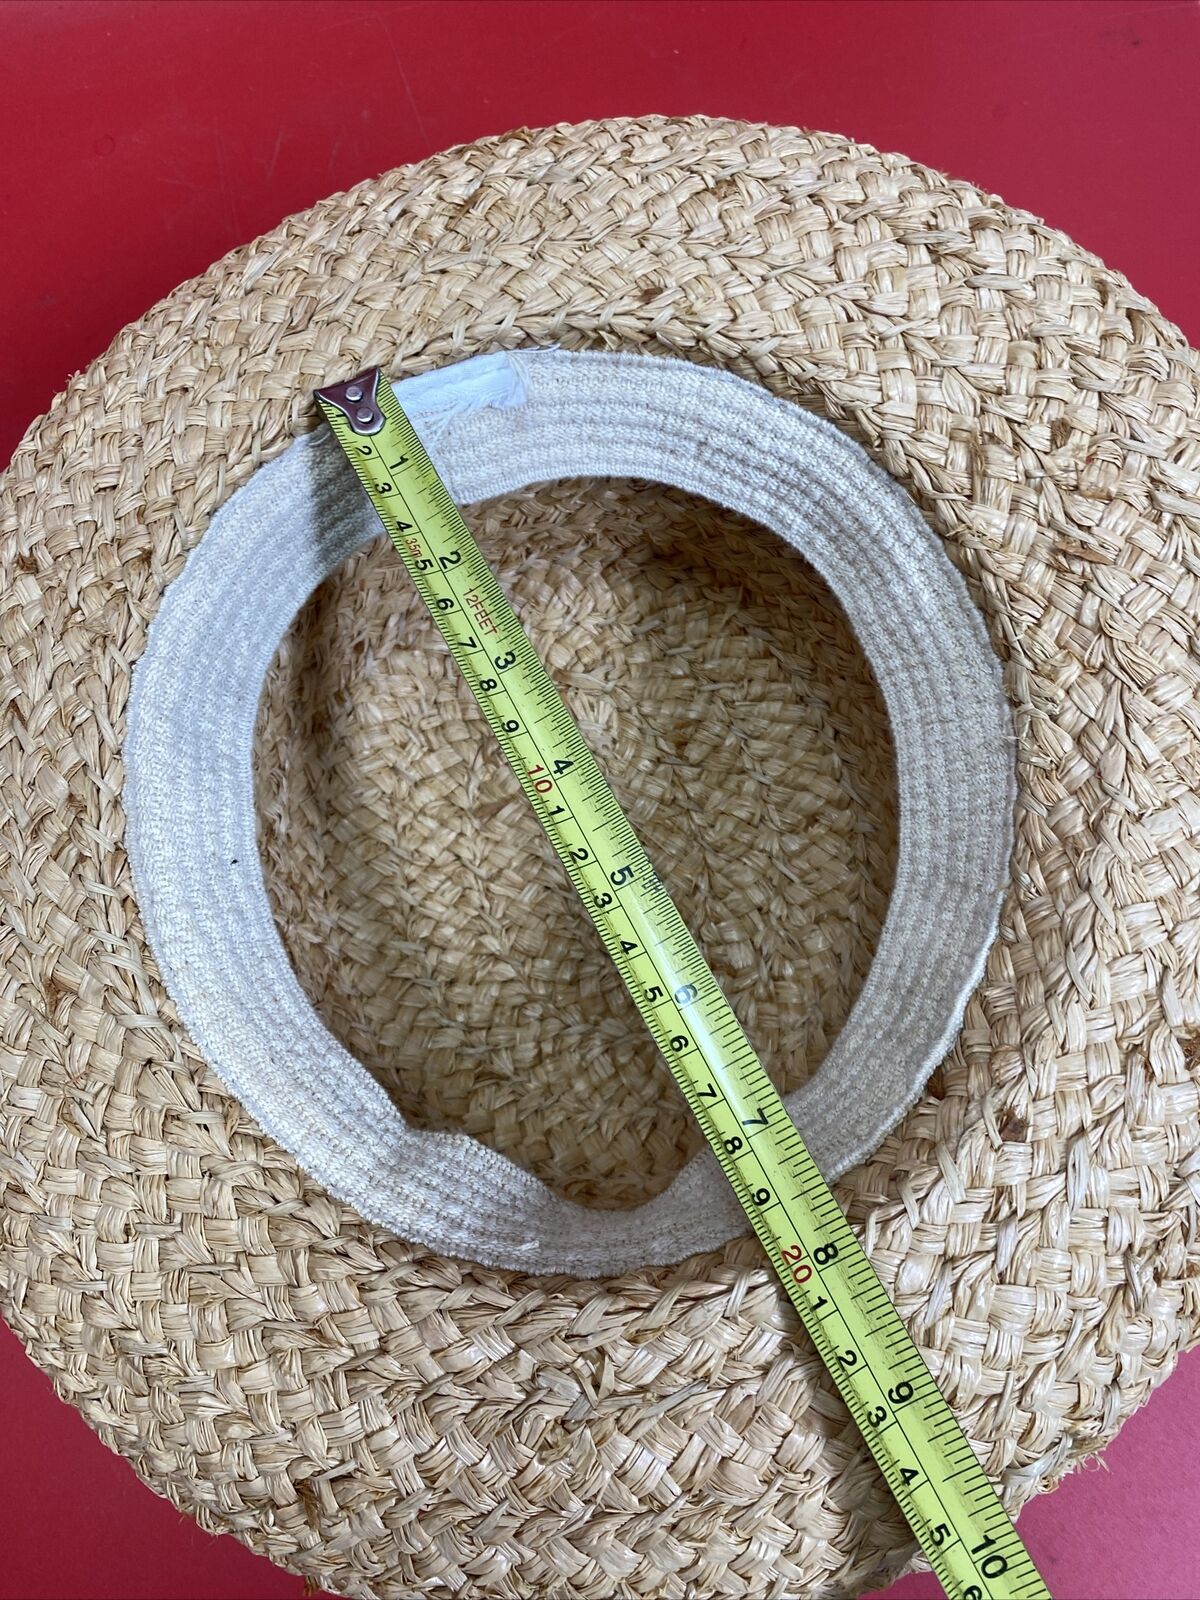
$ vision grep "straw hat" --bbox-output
[2,114,1199,1599]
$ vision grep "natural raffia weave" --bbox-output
[2,114,1200,1599]
[256,477,897,1211]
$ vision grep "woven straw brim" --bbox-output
[3,115,1200,1600]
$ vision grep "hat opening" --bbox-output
[255,474,898,1215]
[124,347,1016,1275]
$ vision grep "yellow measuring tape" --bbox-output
[316,366,1050,1600]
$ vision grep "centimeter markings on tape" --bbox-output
[315,367,1050,1600]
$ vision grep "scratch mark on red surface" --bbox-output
[376,11,429,144]
[265,127,285,182]
[1016,0,1192,43]
[213,122,239,239]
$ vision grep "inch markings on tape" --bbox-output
[315,365,1050,1600]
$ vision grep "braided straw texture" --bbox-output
[3,116,1200,1598]
[257,477,897,1211]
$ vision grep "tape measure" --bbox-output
[316,366,1051,1600]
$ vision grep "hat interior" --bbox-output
[255,473,899,1213]
[124,348,1016,1274]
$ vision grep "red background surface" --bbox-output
[2,2,1199,1596]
